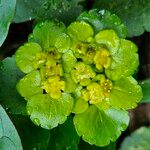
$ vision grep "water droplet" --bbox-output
[33,118,40,126]
[25,43,30,46]
[99,10,105,15]
[29,34,34,40]
[27,106,33,114]
[41,124,51,129]
[29,17,32,20]
[38,22,44,28]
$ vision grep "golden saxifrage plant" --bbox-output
[15,9,142,146]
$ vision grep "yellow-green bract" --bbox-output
[15,9,143,147]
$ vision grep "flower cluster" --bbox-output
[15,10,142,146]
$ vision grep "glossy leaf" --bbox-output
[93,0,150,37]
[105,39,139,80]
[13,0,45,23]
[95,29,119,53]
[120,127,150,150]
[48,116,80,150]
[0,0,16,46]
[10,115,50,150]
[37,0,85,25]
[27,93,74,129]
[140,79,150,103]
[79,140,116,150]
[110,77,143,110]
[29,21,69,51]
[0,57,26,114]
[15,42,42,74]
[16,71,43,100]
[0,105,23,150]
[67,21,94,42]
[72,98,89,114]
[77,9,127,38]
[62,50,77,73]
[74,105,129,146]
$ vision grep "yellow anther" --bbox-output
[71,62,95,85]
[42,76,65,99]
[94,48,111,70]
[81,89,90,102]
[99,77,113,98]
[33,52,47,69]
[86,82,104,104]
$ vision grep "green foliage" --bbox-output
[140,79,150,103]
[0,105,23,150]
[93,0,150,37]
[15,43,42,74]
[13,10,143,147]
[0,0,16,46]
[48,116,80,150]
[79,140,116,150]
[27,93,73,129]
[13,0,85,25]
[36,0,85,25]
[0,57,26,114]
[120,127,150,150]
[110,77,142,109]
[10,115,50,150]
[77,9,127,38]
[13,0,45,23]
[74,106,129,146]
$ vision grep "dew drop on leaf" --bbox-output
[27,106,33,114]
[33,118,40,126]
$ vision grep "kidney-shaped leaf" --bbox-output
[120,127,150,150]
[0,0,16,46]
[74,105,129,146]
[0,105,23,150]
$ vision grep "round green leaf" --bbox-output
[120,127,150,150]
[140,79,150,103]
[17,71,42,100]
[77,9,127,38]
[27,93,74,129]
[95,29,120,54]
[110,77,143,110]
[29,21,67,51]
[62,50,77,73]
[64,73,77,93]
[106,39,139,80]
[72,98,89,114]
[74,105,129,146]
[55,33,71,53]
[15,42,42,74]
[67,21,94,42]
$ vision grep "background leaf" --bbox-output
[48,116,80,150]
[13,0,85,25]
[0,57,26,114]
[36,0,85,25]
[93,0,150,37]
[120,126,150,150]
[13,0,45,23]
[10,115,50,150]
[140,79,150,103]
[0,0,16,46]
[78,140,116,150]
[0,105,23,150]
